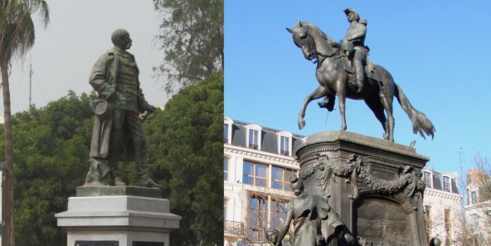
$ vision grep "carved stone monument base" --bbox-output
[295,131,429,246]
[55,186,181,246]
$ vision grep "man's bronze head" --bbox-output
[290,175,304,196]
[344,8,360,22]
[111,29,132,50]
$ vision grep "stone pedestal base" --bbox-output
[295,131,429,246]
[56,187,181,246]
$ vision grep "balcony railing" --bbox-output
[224,220,244,236]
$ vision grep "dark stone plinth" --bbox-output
[76,186,162,198]
[295,131,429,246]
[295,131,428,169]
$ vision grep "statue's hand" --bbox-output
[102,84,116,102]
[344,232,356,245]
[144,103,157,113]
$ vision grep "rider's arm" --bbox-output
[346,23,366,41]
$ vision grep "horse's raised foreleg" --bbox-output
[299,86,328,129]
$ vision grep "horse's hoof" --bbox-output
[298,120,306,130]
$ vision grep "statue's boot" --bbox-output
[108,129,126,186]
[135,140,161,188]
[111,168,126,186]
[138,172,160,188]
[114,176,126,186]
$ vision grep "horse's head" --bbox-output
[286,20,316,61]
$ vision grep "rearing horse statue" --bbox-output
[286,20,435,142]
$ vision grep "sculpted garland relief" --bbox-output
[300,154,425,214]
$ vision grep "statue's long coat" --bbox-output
[89,48,147,161]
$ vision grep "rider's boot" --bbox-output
[318,95,335,112]
[353,57,364,93]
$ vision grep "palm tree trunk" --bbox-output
[1,60,15,246]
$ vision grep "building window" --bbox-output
[249,129,259,149]
[443,176,451,192]
[248,195,268,242]
[423,171,432,188]
[224,199,228,221]
[246,124,262,150]
[248,195,288,243]
[243,161,268,187]
[277,131,293,156]
[224,157,229,181]
[270,199,288,229]
[444,208,450,245]
[470,214,478,231]
[425,205,431,237]
[272,166,295,191]
[471,190,477,205]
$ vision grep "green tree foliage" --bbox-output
[0,1,50,244]
[153,0,224,94]
[0,91,93,245]
[145,73,223,245]
[0,73,222,244]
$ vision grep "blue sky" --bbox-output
[225,1,491,178]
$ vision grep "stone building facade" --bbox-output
[224,117,304,245]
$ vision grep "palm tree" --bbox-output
[0,0,49,245]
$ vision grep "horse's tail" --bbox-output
[394,84,436,139]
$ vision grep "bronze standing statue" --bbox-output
[84,29,159,187]
[286,10,435,142]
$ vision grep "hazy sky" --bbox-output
[4,0,168,114]
[225,1,491,176]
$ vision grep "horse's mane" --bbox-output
[300,21,337,47]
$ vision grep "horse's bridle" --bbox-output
[303,28,340,65]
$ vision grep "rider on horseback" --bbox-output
[341,8,368,93]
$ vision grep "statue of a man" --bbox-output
[84,29,159,188]
[276,176,356,246]
[341,8,368,93]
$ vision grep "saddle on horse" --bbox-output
[341,49,382,92]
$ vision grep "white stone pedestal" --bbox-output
[56,187,181,246]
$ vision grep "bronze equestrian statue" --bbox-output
[286,16,435,142]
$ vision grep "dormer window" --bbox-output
[443,175,451,192]
[471,190,477,205]
[423,170,432,188]
[249,129,259,149]
[224,117,234,144]
[246,124,262,150]
[277,131,293,156]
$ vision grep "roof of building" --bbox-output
[423,168,459,194]
[226,118,305,155]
